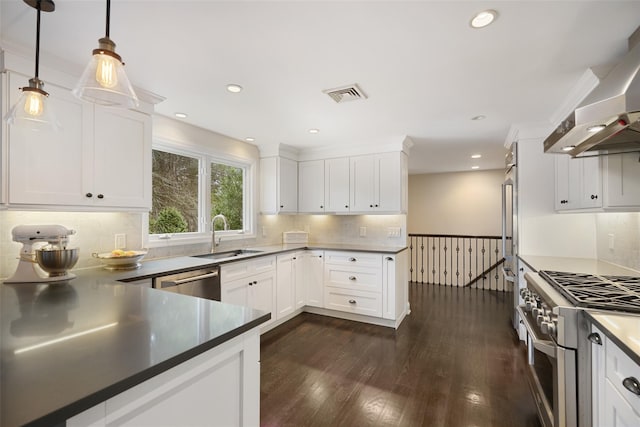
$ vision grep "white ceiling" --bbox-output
[2,1,640,174]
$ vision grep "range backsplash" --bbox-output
[596,212,640,272]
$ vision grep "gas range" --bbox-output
[538,270,640,314]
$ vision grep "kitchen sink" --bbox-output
[193,249,263,261]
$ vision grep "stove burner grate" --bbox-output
[539,270,640,313]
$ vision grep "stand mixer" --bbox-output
[5,225,78,283]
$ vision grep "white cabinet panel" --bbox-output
[350,152,406,213]
[324,157,350,213]
[276,254,296,319]
[7,74,90,206]
[603,152,640,207]
[350,155,376,212]
[92,108,151,209]
[260,157,297,214]
[298,160,325,213]
[300,250,324,308]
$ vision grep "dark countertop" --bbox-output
[0,242,406,426]
[0,271,269,427]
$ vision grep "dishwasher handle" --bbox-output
[160,271,219,288]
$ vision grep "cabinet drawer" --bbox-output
[606,336,640,414]
[324,288,382,318]
[324,251,382,268]
[221,256,276,282]
[324,266,382,292]
[604,376,640,425]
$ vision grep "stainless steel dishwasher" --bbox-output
[152,266,221,301]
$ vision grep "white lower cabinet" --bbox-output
[298,250,324,308]
[67,329,260,427]
[591,324,640,427]
[221,256,276,331]
[221,249,407,333]
[276,253,297,320]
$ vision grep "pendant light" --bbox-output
[4,0,59,131]
[72,0,139,108]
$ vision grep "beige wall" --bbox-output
[407,169,504,236]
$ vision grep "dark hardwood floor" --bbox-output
[260,283,541,427]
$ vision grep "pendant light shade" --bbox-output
[4,0,59,131]
[72,0,138,108]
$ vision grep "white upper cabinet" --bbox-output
[5,71,152,211]
[554,155,601,211]
[603,152,640,208]
[260,156,298,214]
[298,160,325,213]
[350,152,407,213]
[324,157,350,213]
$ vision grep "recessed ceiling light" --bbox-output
[587,124,606,133]
[309,128,319,134]
[470,10,497,28]
[562,145,576,152]
[245,137,255,142]
[226,84,243,93]
[471,166,480,170]
[471,115,486,121]
[471,154,482,159]
[175,112,187,119]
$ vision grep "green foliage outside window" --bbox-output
[211,163,243,230]
[149,207,189,234]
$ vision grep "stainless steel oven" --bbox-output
[520,272,579,427]
[153,267,220,301]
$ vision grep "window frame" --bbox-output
[146,138,256,248]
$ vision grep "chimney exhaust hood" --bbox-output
[544,33,640,157]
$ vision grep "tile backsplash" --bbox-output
[596,212,640,272]
[0,211,406,279]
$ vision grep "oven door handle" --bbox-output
[516,305,556,358]
[160,271,219,288]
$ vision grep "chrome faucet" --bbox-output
[211,214,228,252]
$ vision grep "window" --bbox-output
[149,144,254,244]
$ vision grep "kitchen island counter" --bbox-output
[0,272,269,427]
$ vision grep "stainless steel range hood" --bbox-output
[544,35,640,157]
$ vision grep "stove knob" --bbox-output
[541,321,556,336]
[532,307,541,317]
[537,314,551,327]
[525,298,535,311]
[520,288,529,298]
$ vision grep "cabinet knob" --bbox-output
[320,205,323,209]
[97,194,104,199]
[375,204,379,207]
[86,193,93,198]
[345,205,349,209]
[280,205,284,208]
[293,257,297,260]
[348,299,356,304]
[623,377,640,396]
[348,276,356,281]
[253,281,257,285]
[591,194,598,200]
[386,257,393,261]
[587,332,602,345]
[370,204,373,208]
[348,257,356,262]
[249,282,253,286]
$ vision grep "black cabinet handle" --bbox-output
[348,299,356,304]
[370,204,373,208]
[587,332,602,345]
[386,257,393,261]
[348,276,356,281]
[348,257,356,262]
[320,205,323,209]
[86,193,93,198]
[97,194,104,199]
[292,257,297,260]
[345,205,349,208]
[591,195,598,200]
[280,205,284,208]
[249,282,253,286]
[623,377,640,396]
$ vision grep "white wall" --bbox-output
[407,169,503,235]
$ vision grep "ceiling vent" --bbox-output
[323,84,368,103]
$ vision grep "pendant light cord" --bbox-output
[35,0,42,79]
[105,0,110,38]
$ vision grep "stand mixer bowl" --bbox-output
[35,248,79,277]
